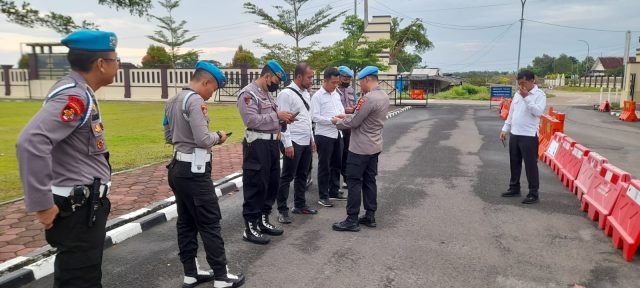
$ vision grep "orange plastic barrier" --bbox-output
[605,180,640,261]
[553,136,577,177]
[619,100,638,122]
[409,89,425,100]
[543,132,565,168]
[537,113,565,160]
[499,99,511,120]
[581,164,631,229]
[598,100,611,112]
[573,152,608,199]
[560,144,590,191]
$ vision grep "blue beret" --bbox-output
[195,61,226,88]
[338,66,353,78]
[61,30,117,52]
[266,60,287,82]
[356,66,379,80]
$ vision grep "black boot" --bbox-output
[182,258,215,288]
[358,211,376,228]
[213,266,245,288]
[258,214,284,236]
[243,219,270,245]
[332,215,360,232]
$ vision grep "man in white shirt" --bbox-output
[499,70,546,204]
[311,67,346,207]
[275,64,318,224]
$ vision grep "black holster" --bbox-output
[88,177,101,227]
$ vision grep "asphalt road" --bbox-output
[25,105,640,288]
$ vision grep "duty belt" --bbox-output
[51,182,111,212]
[51,182,111,198]
[175,151,211,163]
[245,129,280,141]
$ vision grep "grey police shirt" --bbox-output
[164,89,220,154]
[236,81,280,133]
[16,71,111,212]
[337,85,357,109]
[335,86,389,155]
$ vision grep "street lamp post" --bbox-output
[578,40,590,76]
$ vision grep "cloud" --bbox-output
[0,32,59,54]
[258,24,285,36]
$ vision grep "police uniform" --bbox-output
[237,60,287,245]
[164,61,244,288]
[16,30,116,287]
[336,66,357,187]
[332,66,390,232]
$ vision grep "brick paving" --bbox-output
[0,142,243,264]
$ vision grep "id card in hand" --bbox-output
[191,148,208,173]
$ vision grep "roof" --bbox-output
[593,57,637,70]
[410,68,440,76]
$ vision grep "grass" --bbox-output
[433,84,490,101]
[554,86,604,93]
[0,100,244,202]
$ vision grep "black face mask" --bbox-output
[340,82,350,88]
[267,81,279,92]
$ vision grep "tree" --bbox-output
[147,0,198,68]
[244,0,346,62]
[394,50,422,73]
[17,54,29,69]
[554,54,575,74]
[141,45,172,68]
[580,56,595,76]
[0,0,151,34]
[231,45,259,68]
[389,17,433,64]
[527,54,555,77]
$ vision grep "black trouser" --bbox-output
[509,133,540,197]
[242,138,280,220]
[277,141,312,213]
[345,152,379,216]
[316,134,343,200]
[167,160,228,277]
[341,129,351,183]
[45,194,110,288]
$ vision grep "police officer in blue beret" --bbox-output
[237,60,296,244]
[336,66,357,190]
[16,30,119,287]
[164,61,245,287]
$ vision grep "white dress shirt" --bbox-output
[311,86,345,139]
[502,85,547,137]
[277,82,314,147]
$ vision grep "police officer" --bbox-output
[336,66,357,189]
[16,30,117,287]
[237,60,296,245]
[331,66,390,232]
[164,61,245,288]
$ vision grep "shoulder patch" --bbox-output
[60,96,86,122]
[355,97,366,112]
[244,95,252,105]
[201,103,208,117]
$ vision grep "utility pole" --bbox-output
[578,40,590,76]
[622,30,631,91]
[354,0,357,16]
[364,0,369,29]
[516,0,526,72]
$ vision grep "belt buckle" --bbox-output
[68,186,90,212]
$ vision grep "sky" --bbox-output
[0,0,638,73]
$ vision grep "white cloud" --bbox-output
[258,24,285,36]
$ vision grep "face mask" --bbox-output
[267,81,279,92]
[340,82,350,88]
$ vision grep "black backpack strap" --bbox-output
[285,87,310,111]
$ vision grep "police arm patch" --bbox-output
[244,95,252,105]
[201,103,208,117]
[60,96,86,122]
[355,97,365,112]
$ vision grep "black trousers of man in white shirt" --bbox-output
[277,141,313,212]
[508,133,539,197]
[316,134,343,200]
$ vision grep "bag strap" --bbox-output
[285,87,310,111]
[181,91,198,121]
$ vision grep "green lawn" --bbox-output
[0,100,244,202]
[554,86,603,93]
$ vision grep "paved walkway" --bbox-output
[0,143,243,263]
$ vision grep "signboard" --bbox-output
[490,86,513,100]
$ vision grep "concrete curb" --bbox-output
[0,106,414,287]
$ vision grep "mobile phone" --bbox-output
[226,132,233,137]
[501,138,506,148]
[292,111,300,118]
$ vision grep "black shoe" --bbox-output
[358,214,376,228]
[291,207,318,214]
[501,190,521,197]
[214,268,245,288]
[183,271,215,288]
[329,192,348,201]
[318,199,334,207]
[522,195,539,204]
[242,219,270,245]
[332,216,360,232]
[257,214,284,236]
[278,212,292,224]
